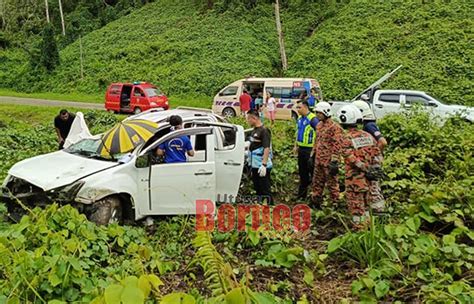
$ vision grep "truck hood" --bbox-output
[445,105,474,120]
[8,151,118,191]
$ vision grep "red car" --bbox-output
[105,82,169,114]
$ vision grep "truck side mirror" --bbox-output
[136,153,151,168]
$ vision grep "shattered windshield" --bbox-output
[65,138,118,161]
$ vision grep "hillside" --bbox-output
[0,0,472,105]
[287,0,474,104]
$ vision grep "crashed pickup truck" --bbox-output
[2,107,245,224]
[330,66,474,123]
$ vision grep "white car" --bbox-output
[2,107,245,224]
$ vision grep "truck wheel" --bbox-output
[133,107,142,114]
[222,107,236,118]
[89,196,123,225]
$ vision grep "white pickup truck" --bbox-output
[331,66,474,123]
[2,108,245,224]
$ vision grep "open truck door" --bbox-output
[351,65,403,102]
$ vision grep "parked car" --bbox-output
[2,108,245,224]
[330,66,474,123]
[212,77,323,120]
[105,81,169,114]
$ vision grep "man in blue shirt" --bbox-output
[156,115,195,163]
[293,100,319,199]
[306,88,317,108]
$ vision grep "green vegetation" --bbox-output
[1,0,472,105]
[287,0,474,105]
[0,105,472,302]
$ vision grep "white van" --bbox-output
[212,77,323,120]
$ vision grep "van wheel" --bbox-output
[291,111,298,120]
[222,107,236,118]
[89,196,123,225]
[133,107,142,114]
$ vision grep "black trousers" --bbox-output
[251,168,272,204]
[297,147,312,198]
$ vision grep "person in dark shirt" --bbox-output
[247,109,273,204]
[156,115,195,163]
[54,109,75,149]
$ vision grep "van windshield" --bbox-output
[145,88,162,97]
[64,138,120,162]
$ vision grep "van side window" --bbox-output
[110,85,121,95]
[220,86,238,96]
[292,87,306,98]
[379,94,400,103]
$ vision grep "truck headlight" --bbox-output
[51,181,85,201]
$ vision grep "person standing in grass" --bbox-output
[311,102,344,208]
[352,100,387,213]
[265,91,276,126]
[337,104,382,230]
[54,109,75,150]
[254,92,264,123]
[246,109,273,204]
[294,100,319,200]
[239,89,251,116]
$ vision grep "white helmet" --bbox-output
[337,104,363,125]
[314,102,332,117]
[352,99,376,120]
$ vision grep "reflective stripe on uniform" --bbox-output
[296,112,316,147]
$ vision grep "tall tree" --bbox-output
[58,0,65,35]
[274,0,287,72]
[44,0,50,23]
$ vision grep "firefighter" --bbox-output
[311,102,344,207]
[293,100,319,199]
[352,100,387,212]
[337,104,383,229]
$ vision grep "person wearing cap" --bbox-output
[352,100,387,213]
[294,100,319,200]
[311,102,344,208]
[337,104,382,229]
[156,115,195,163]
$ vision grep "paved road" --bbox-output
[0,96,103,110]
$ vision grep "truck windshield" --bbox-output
[145,88,162,97]
[64,138,119,161]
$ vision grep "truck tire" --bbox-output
[89,196,123,225]
[222,107,236,118]
[134,107,142,114]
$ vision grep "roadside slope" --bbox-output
[287,0,474,104]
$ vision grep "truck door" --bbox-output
[373,92,402,119]
[214,125,245,203]
[140,127,216,215]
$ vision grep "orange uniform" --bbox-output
[311,118,344,204]
[342,128,382,228]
